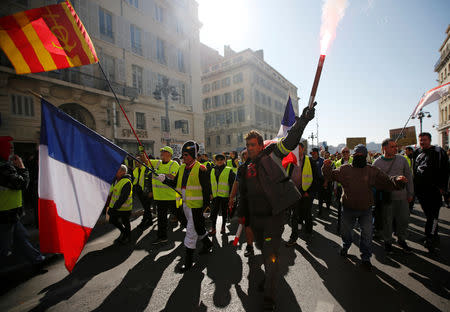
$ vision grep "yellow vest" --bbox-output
[109,177,133,211]
[176,161,203,209]
[211,166,231,198]
[403,155,412,169]
[287,156,313,192]
[132,166,146,189]
[0,187,22,211]
[151,159,179,200]
[227,159,238,174]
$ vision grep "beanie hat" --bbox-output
[0,136,13,161]
[182,141,199,159]
[214,154,225,160]
[353,144,368,157]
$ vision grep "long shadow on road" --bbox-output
[29,226,144,312]
[296,231,441,312]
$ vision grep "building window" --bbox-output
[233,88,244,103]
[157,38,166,64]
[177,49,185,72]
[221,77,230,88]
[11,94,34,117]
[132,64,143,94]
[226,111,232,124]
[206,137,211,146]
[130,24,142,55]
[175,120,189,134]
[155,4,164,23]
[128,0,139,8]
[224,92,232,105]
[202,84,210,93]
[216,135,221,145]
[136,112,146,129]
[103,54,115,82]
[212,80,220,91]
[216,112,225,125]
[203,98,211,110]
[233,72,243,84]
[99,8,113,39]
[237,133,243,143]
[178,82,185,105]
[226,135,231,145]
[161,116,170,132]
[213,95,221,108]
[238,108,245,122]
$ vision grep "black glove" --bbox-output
[300,102,316,122]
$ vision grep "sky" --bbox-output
[196,0,450,146]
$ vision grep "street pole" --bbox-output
[154,77,178,147]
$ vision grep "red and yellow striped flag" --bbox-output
[0,0,98,74]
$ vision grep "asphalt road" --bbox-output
[0,202,449,312]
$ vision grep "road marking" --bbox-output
[314,301,334,312]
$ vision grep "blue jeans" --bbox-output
[341,208,373,261]
[0,221,43,264]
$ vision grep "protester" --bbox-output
[227,151,239,174]
[107,165,133,244]
[133,155,152,230]
[149,146,180,244]
[333,146,352,233]
[209,154,235,235]
[0,136,46,270]
[238,104,315,311]
[323,144,407,270]
[161,141,213,273]
[285,142,318,245]
[229,149,254,257]
[413,132,449,252]
[373,139,414,254]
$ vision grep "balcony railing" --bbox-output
[435,48,450,72]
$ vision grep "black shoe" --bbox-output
[339,247,348,257]
[178,248,194,273]
[263,296,275,312]
[244,245,254,257]
[384,242,394,254]
[360,260,372,271]
[424,239,435,253]
[285,238,297,247]
[152,237,168,245]
[398,240,412,254]
[199,236,213,254]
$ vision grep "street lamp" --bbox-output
[411,110,431,133]
[153,77,179,145]
[308,132,316,152]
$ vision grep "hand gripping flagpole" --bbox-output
[97,62,156,171]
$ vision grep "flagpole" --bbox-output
[97,62,155,170]
[394,114,414,144]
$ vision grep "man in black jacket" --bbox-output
[0,136,45,268]
[413,132,449,252]
[238,105,315,311]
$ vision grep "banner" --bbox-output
[346,137,366,150]
[390,126,417,146]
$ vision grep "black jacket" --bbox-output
[0,159,29,222]
[413,145,449,193]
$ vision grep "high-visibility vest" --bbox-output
[211,166,231,198]
[0,186,22,211]
[287,156,314,192]
[403,155,412,169]
[227,159,238,174]
[176,161,203,209]
[109,177,133,211]
[151,159,179,200]
[132,166,146,189]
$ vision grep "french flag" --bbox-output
[264,96,299,167]
[38,99,127,272]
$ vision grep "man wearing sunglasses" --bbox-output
[157,141,212,273]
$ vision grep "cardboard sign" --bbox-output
[389,126,417,146]
[346,137,366,150]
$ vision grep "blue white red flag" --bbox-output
[38,99,127,272]
[264,96,299,168]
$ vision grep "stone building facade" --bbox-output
[436,25,450,149]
